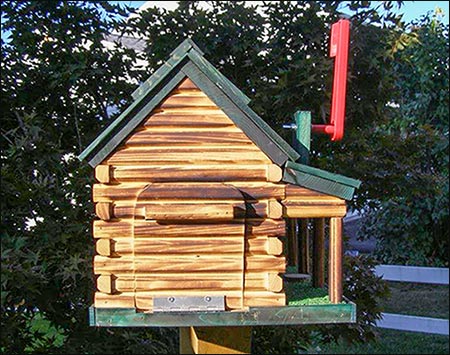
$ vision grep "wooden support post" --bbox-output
[329,217,343,303]
[313,218,325,288]
[298,219,310,274]
[286,218,298,267]
[180,326,252,354]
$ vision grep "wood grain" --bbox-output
[106,148,271,165]
[282,201,347,218]
[138,183,245,200]
[144,109,233,128]
[95,165,110,183]
[123,129,253,146]
[94,255,244,273]
[90,77,293,311]
[176,77,199,90]
[145,203,235,221]
[96,236,282,257]
[246,237,283,256]
[103,273,244,292]
[108,164,282,183]
[93,182,286,202]
[186,326,252,355]
[94,200,285,220]
[243,291,286,307]
[96,237,244,256]
[246,218,286,237]
[245,255,286,272]
[93,220,245,239]
[95,202,112,221]
[96,272,282,293]
[160,93,217,108]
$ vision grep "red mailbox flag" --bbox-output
[312,19,350,141]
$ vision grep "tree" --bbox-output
[1,1,176,354]
[359,11,449,266]
[2,1,444,354]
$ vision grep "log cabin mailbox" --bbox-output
[79,37,360,353]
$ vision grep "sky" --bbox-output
[113,1,450,24]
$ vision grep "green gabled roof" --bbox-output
[79,38,360,201]
[79,38,300,167]
[283,161,361,200]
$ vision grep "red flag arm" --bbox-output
[312,19,350,141]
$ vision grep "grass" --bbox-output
[314,280,449,354]
[380,281,449,318]
[285,280,331,306]
[317,328,449,354]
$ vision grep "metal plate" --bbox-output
[153,295,225,313]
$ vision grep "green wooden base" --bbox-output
[89,302,356,327]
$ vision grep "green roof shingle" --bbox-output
[79,39,360,200]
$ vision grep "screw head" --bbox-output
[205,296,211,302]
[168,297,175,303]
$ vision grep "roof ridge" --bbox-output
[79,38,301,167]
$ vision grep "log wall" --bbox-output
[92,77,286,311]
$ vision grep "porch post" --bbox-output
[329,217,343,303]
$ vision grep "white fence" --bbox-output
[374,264,449,335]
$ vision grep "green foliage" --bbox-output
[359,12,449,267]
[252,255,390,353]
[1,0,447,353]
[0,1,176,354]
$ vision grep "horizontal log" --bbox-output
[96,238,111,256]
[95,202,112,221]
[92,219,282,239]
[93,183,242,202]
[246,237,283,256]
[139,183,245,200]
[267,199,283,219]
[97,273,243,293]
[96,272,282,293]
[160,93,217,108]
[94,255,244,274]
[108,164,282,183]
[96,237,244,256]
[93,182,285,202]
[285,184,330,197]
[282,202,347,218]
[96,236,281,257]
[145,203,235,221]
[227,182,285,200]
[95,292,135,308]
[266,273,283,293]
[123,129,253,146]
[93,220,245,239]
[246,218,286,237]
[243,291,286,307]
[246,200,282,219]
[97,274,114,294]
[95,165,110,183]
[244,273,283,292]
[245,256,286,272]
[106,148,271,165]
[144,110,234,128]
[95,200,282,221]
